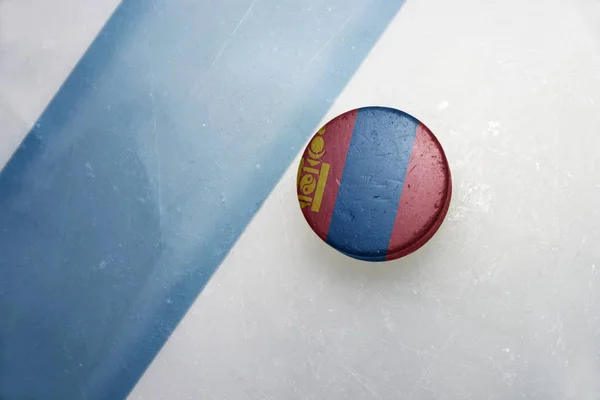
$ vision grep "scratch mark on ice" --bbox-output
[307,14,352,65]
[211,0,257,67]
[342,365,383,399]
[150,92,163,220]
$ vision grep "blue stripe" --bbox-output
[326,107,417,261]
[0,1,408,399]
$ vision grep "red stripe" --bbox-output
[387,123,452,259]
[300,110,356,241]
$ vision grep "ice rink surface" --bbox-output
[2,0,600,399]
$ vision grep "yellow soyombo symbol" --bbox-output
[297,127,330,212]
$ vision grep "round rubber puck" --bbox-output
[296,106,451,261]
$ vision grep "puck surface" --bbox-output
[297,106,451,261]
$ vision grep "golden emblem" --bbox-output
[297,127,330,212]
